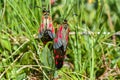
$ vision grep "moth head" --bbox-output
[43,8,50,19]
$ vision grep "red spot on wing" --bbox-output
[49,23,55,34]
[55,61,58,65]
[55,55,59,58]
[39,23,44,33]
[54,50,56,54]
[54,38,58,43]
[58,33,62,38]
[57,26,63,38]
[59,26,63,31]
[41,23,44,28]
[49,23,52,28]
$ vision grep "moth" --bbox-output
[53,20,70,69]
[38,8,55,44]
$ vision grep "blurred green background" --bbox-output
[0,0,120,80]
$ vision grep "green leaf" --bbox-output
[16,73,26,80]
[40,45,54,69]
[0,35,11,52]
[20,52,33,65]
